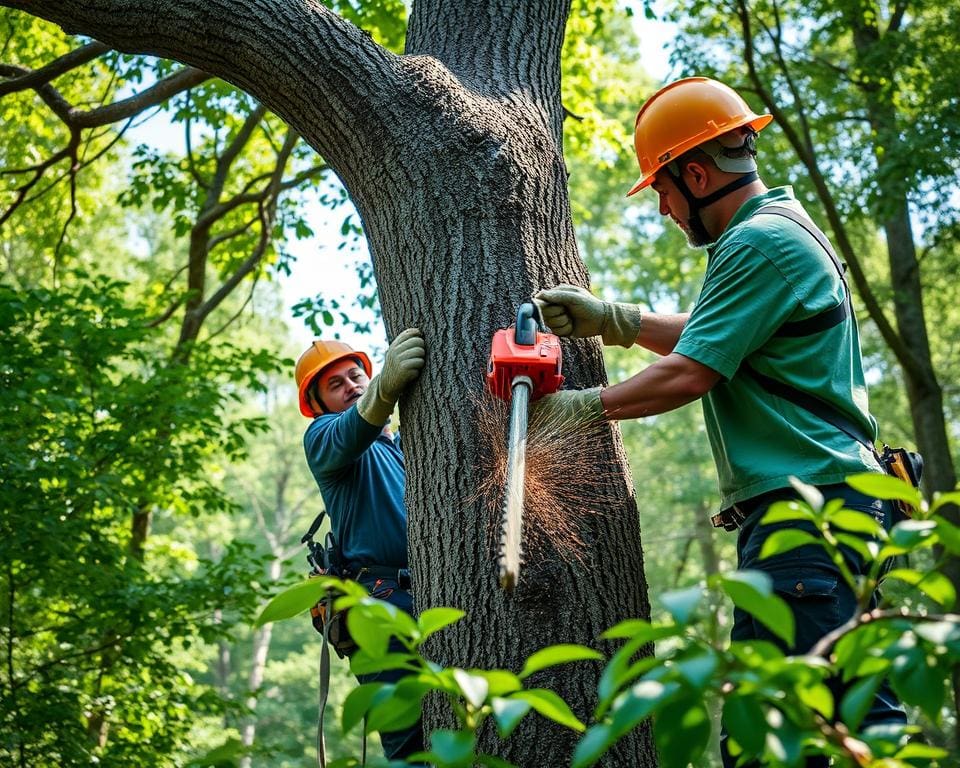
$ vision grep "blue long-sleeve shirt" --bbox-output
[303,406,408,570]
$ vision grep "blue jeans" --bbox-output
[720,483,906,768]
[353,574,424,762]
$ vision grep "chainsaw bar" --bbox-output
[499,375,532,590]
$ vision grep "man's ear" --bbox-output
[681,160,710,192]
[306,387,326,416]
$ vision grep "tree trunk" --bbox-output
[849,10,960,733]
[239,558,282,767]
[5,1,657,763]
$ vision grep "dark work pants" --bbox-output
[720,483,906,768]
[354,574,424,762]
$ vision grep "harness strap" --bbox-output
[317,595,332,768]
[316,594,367,767]
[742,206,875,454]
[759,205,851,338]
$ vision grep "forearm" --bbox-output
[600,352,719,420]
[635,312,689,356]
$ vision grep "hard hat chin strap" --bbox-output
[668,168,759,244]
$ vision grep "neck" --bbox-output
[702,179,767,239]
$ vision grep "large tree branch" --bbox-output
[0,40,109,95]
[1,0,405,170]
[71,66,209,127]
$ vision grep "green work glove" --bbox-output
[534,284,642,348]
[530,387,605,428]
[357,328,426,426]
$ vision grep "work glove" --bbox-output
[534,284,642,348]
[357,328,426,427]
[530,387,605,429]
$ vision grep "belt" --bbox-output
[356,566,412,589]
[711,488,794,531]
[711,504,753,531]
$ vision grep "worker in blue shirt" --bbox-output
[295,328,425,761]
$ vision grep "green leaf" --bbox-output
[890,648,946,721]
[721,571,795,648]
[491,697,531,739]
[510,689,585,731]
[846,473,922,508]
[453,668,489,708]
[186,737,244,766]
[914,621,960,646]
[417,607,465,641]
[519,644,603,679]
[797,681,834,720]
[596,635,650,706]
[571,723,614,768]
[884,568,957,607]
[342,683,385,734]
[349,650,417,676]
[253,578,332,627]
[347,599,417,655]
[609,680,675,736]
[601,619,680,644]
[763,710,803,765]
[833,532,874,562]
[653,696,710,768]
[477,756,517,768]
[722,695,766,756]
[896,743,950,759]
[829,509,883,536]
[474,669,523,697]
[930,491,960,514]
[840,675,882,730]
[366,685,424,734]
[933,517,960,555]
[673,650,718,690]
[889,519,938,549]
[429,730,475,766]
[761,500,813,524]
[759,529,820,560]
[789,477,824,511]
[660,585,704,625]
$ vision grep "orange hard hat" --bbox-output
[295,340,372,417]
[627,77,773,196]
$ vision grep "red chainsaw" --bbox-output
[486,302,564,590]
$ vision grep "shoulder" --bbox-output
[303,411,347,450]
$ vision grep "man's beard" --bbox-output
[683,213,713,248]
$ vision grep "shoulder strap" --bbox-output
[744,205,874,452]
[757,205,850,338]
[740,364,874,450]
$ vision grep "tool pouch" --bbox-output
[310,593,356,659]
[878,444,924,518]
[306,531,357,658]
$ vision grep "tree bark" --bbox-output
[4,1,657,764]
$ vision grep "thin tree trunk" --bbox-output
[239,558,282,767]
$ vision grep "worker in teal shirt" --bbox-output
[295,328,425,762]
[534,77,905,767]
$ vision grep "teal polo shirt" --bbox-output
[674,186,880,510]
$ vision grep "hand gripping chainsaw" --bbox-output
[486,302,564,590]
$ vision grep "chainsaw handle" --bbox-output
[514,302,538,346]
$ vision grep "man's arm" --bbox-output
[601,352,721,420]
[304,408,382,475]
[636,312,690,356]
